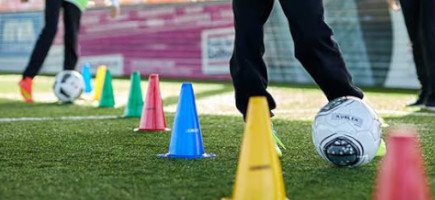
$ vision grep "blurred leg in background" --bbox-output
[19,0,62,103]
[19,0,82,103]
[400,0,435,109]
[22,0,62,79]
[63,1,82,71]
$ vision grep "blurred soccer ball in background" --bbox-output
[53,70,85,103]
[312,96,382,167]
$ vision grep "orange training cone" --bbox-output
[223,96,288,200]
[373,130,432,200]
[134,74,169,131]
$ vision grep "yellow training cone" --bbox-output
[223,96,288,200]
[93,65,107,101]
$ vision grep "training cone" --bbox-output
[134,74,169,131]
[94,65,107,101]
[81,63,93,94]
[123,72,143,118]
[373,130,432,200]
[223,97,288,200]
[98,69,115,108]
[157,83,215,159]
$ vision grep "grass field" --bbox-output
[0,74,434,200]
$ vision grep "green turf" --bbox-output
[0,74,434,199]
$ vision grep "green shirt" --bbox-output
[63,0,118,12]
[64,0,89,12]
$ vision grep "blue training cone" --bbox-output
[157,83,215,159]
[81,63,93,93]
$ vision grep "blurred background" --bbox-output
[0,0,418,88]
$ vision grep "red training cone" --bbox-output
[373,130,432,200]
[134,74,169,132]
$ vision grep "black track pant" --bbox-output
[400,0,435,101]
[23,0,81,79]
[230,0,364,118]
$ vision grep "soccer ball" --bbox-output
[312,96,381,167]
[53,70,85,103]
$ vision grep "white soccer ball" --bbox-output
[312,96,381,167]
[53,70,85,103]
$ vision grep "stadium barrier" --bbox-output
[0,0,418,88]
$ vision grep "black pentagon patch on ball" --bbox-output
[61,74,71,83]
[60,88,71,98]
[323,137,361,167]
[320,97,349,113]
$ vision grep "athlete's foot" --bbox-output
[407,93,427,107]
[19,77,33,103]
[272,124,286,158]
[423,100,435,111]
[407,99,425,107]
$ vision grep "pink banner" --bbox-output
[75,3,234,79]
[0,0,181,12]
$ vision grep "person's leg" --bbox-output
[278,0,363,101]
[20,0,62,103]
[231,0,286,157]
[62,1,82,71]
[230,0,275,118]
[400,0,428,106]
[22,0,62,78]
[420,0,435,109]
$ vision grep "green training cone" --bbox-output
[123,72,143,117]
[99,69,115,108]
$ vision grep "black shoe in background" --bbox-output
[407,91,427,107]
[423,95,435,111]
[407,97,426,107]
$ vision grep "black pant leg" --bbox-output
[420,0,435,99]
[230,0,276,117]
[400,0,428,98]
[278,0,363,101]
[23,0,62,78]
[62,1,82,71]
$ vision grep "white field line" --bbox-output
[0,109,434,123]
